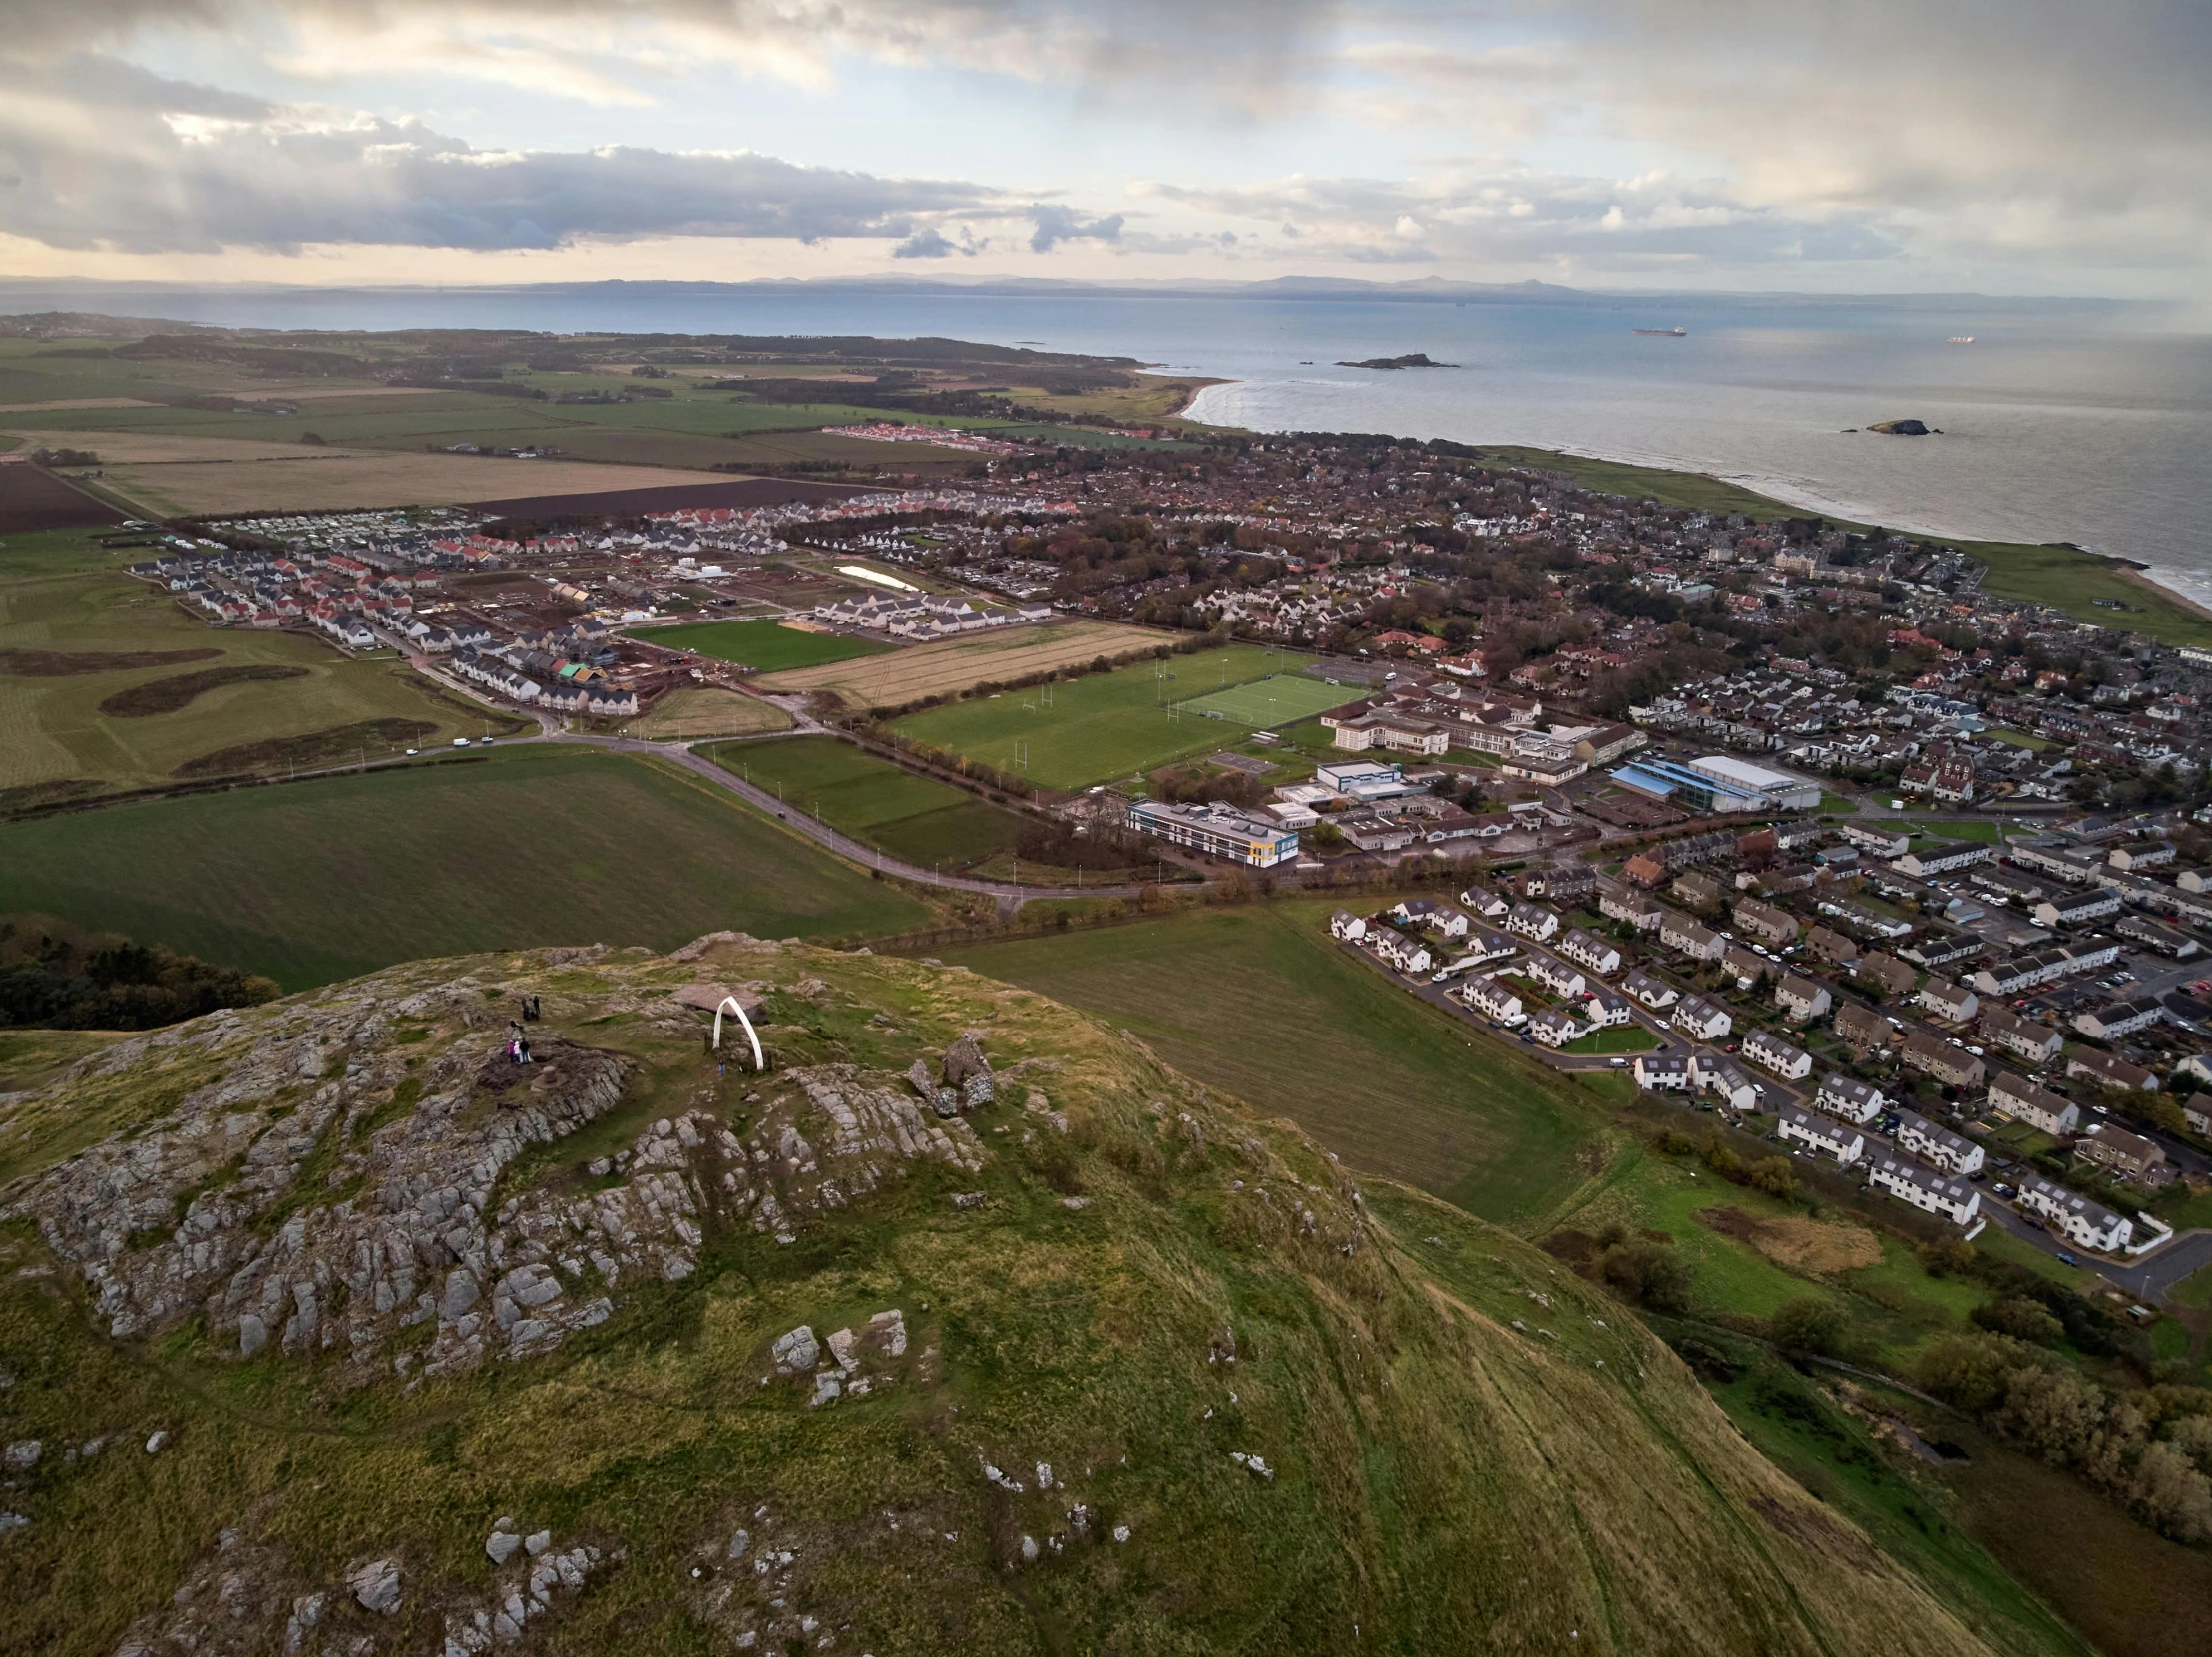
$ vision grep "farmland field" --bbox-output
[759,620,1157,708]
[631,619,894,672]
[892,642,1317,789]
[703,735,1028,871]
[1173,673,1358,727]
[0,746,929,988]
[942,899,1607,1227]
[628,687,793,740]
[0,571,492,796]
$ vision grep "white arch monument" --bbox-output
[712,995,765,1071]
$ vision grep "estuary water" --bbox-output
[10,281,2207,601]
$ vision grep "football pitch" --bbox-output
[630,619,894,672]
[1175,674,1359,727]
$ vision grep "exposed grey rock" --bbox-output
[349,1557,402,1613]
[951,1191,989,1210]
[143,1430,169,1455]
[1018,1534,1039,1562]
[237,1314,267,1357]
[809,1372,842,1407]
[486,1529,521,1565]
[523,1529,553,1556]
[941,1033,990,1087]
[863,1308,907,1359]
[727,1528,749,1559]
[771,1326,819,1374]
[284,1591,324,1655]
[2,1440,39,1471]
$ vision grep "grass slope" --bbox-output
[703,734,1029,871]
[630,619,895,672]
[943,900,1605,1229]
[894,644,1317,789]
[0,941,2025,1656]
[0,746,927,988]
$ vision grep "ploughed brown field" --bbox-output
[0,463,126,534]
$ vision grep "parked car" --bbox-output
[2057,1252,2079,1267]
[1608,1057,1628,1068]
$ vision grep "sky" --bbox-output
[0,1,2204,298]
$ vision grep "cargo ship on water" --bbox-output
[1633,326,1687,336]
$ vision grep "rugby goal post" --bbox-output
[712,995,765,1071]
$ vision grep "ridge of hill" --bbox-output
[0,936,2037,1655]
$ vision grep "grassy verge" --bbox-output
[1561,1024,1659,1055]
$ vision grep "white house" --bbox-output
[2073,996,2164,1042]
[1531,1008,1584,1048]
[2033,887,2123,930]
[1623,970,1679,1011]
[1814,1073,1887,1126]
[1742,1030,1812,1081]
[1896,1111,1986,1176]
[1695,1055,1761,1113]
[1673,996,1732,1041]
[2016,1178,2133,1252]
[1423,905,1476,941]
[1557,929,1623,978]
[1987,1070,2081,1135]
[1918,977,1980,1024]
[1779,1106,1864,1166]
[1582,989,1634,1029]
[1462,979,1526,1025]
[1659,912,1725,962]
[1894,840,1991,878]
[1459,884,1511,920]
[1507,902,1561,943]
[1328,910,1367,943]
[1530,956,1588,1000]
[1868,1157,1981,1227]
[1633,1052,1691,1092]
[1368,931,1434,976]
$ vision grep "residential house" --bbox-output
[1779,1107,1864,1166]
[2016,1178,2132,1252]
[1743,1030,1812,1081]
[1895,840,1991,878]
[1901,754,1977,805]
[2074,996,2165,1042]
[1833,1002,1895,1053]
[1421,905,1475,941]
[1919,977,1980,1024]
[1367,930,1434,977]
[1867,1157,1981,1227]
[1722,944,1773,985]
[2108,841,2178,873]
[1389,900,1440,928]
[1600,889,1663,932]
[2067,1049,2158,1092]
[2033,887,2123,930]
[1776,975,1833,1024]
[1457,883,1511,920]
[1695,1055,1761,1113]
[1673,870,1725,910]
[1623,852,1670,888]
[1633,1052,1692,1091]
[1327,911,1367,943]
[1857,952,1919,1000]
[1462,979,1526,1025]
[1904,1032,1985,1089]
[1897,1111,1985,1175]
[1557,929,1623,978]
[1988,1071,2081,1135]
[1733,898,1801,948]
[1530,956,1588,1000]
[1582,989,1633,1029]
[1673,996,1732,1041]
[1659,911,1724,962]
[1506,902,1561,944]
[2114,915,2202,958]
[2075,1122,2166,1181]
[1805,926,1862,968]
[1981,1007,2065,1065]
[1970,940,2122,996]
[1815,1073,1886,1126]
[1531,1008,1585,1048]
[1623,970,1679,1011]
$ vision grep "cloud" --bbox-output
[1026,204,1122,253]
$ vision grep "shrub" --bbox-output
[1597,1238,1693,1313]
[1768,1296,1846,1357]
[1972,1296,2066,1346]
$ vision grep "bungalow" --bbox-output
[1743,1029,1812,1081]
[1867,1157,1981,1227]
[1600,889,1663,932]
[1988,1071,2081,1136]
[1673,996,1732,1041]
[1458,884,1511,920]
[2066,1049,2158,1093]
[1328,911,1368,943]
[1557,929,1623,977]
[1904,1032,1985,1089]
[2033,887,2124,929]
[1804,926,1861,968]
[1623,970,1679,1011]
[1734,898,1801,948]
[1506,902,1561,944]
[2073,995,2165,1042]
[1779,1107,1864,1167]
[1633,1052,1692,1092]
[1695,1055,1761,1114]
[1659,912,1724,962]
[1894,840,1991,878]
[1530,956,1588,1000]
[1897,1111,1985,1176]
[2075,1122,2166,1180]
[1721,944,1773,985]
[1834,1002,1896,1053]
[1530,1008,1585,1048]
[1582,989,1634,1029]
[1981,1006,2064,1064]
[1857,952,1919,1000]
[1462,979,1526,1025]
[1776,974,1833,1024]
[2016,1178,2132,1252]
[1919,977,1981,1024]
[1815,1073,1887,1126]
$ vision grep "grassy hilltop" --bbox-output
[0,939,2045,1656]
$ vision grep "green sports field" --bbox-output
[629,619,895,672]
[891,643,1320,789]
[943,899,1607,1229]
[1173,673,1358,727]
[701,735,1028,872]
[0,746,928,988]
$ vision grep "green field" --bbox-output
[0,746,928,988]
[630,619,895,672]
[892,644,1318,789]
[1174,673,1359,728]
[1911,819,2007,844]
[1561,1024,1659,1054]
[702,735,1028,872]
[943,899,1607,1228]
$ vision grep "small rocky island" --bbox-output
[1867,418,1939,435]
[1337,353,1454,370]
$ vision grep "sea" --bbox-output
[9,280,2208,603]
